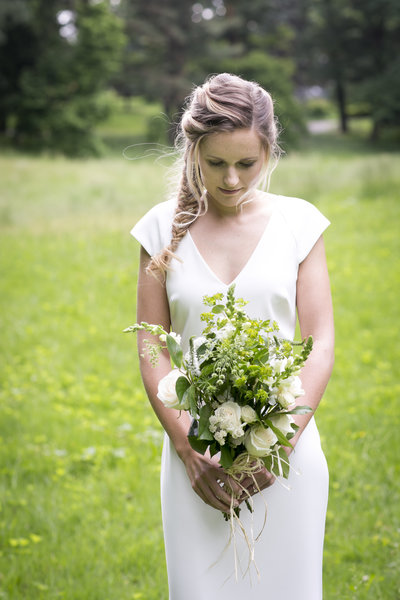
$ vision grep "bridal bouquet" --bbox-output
[124,285,313,515]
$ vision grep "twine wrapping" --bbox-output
[223,453,268,581]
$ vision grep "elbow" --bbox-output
[326,338,335,376]
[313,335,335,376]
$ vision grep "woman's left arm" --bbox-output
[239,235,334,498]
[290,234,335,450]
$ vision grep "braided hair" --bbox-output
[146,73,280,279]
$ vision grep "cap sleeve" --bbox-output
[130,200,176,257]
[277,196,330,263]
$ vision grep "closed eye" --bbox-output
[239,162,256,168]
[207,160,224,167]
[206,160,257,168]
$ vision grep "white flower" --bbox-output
[209,401,244,439]
[240,405,258,424]
[270,356,293,374]
[170,332,182,344]
[244,425,278,457]
[269,413,294,438]
[159,331,181,344]
[214,430,227,445]
[184,336,208,376]
[215,322,235,340]
[157,369,187,410]
[276,375,305,408]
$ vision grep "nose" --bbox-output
[223,167,239,188]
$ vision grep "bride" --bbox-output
[130,73,334,599]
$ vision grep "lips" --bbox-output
[218,187,243,195]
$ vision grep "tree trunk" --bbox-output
[335,78,348,133]
[0,112,7,135]
[370,119,380,142]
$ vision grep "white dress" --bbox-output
[131,194,330,600]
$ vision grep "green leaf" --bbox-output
[212,304,225,314]
[286,405,313,415]
[254,348,269,363]
[195,343,208,360]
[265,419,293,448]
[198,405,213,440]
[277,447,290,478]
[188,436,209,455]
[209,442,219,458]
[184,385,198,417]
[166,334,183,368]
[199,428,214,441]
[219,445,234,469]
[175,376,190,402]
[200,363,216,377]
[262,455,273,472]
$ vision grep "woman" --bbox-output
[131,73,334,599]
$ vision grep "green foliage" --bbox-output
[0,0,126,155]
[0,134,399,597]
[113,0,308,144]
[166,335,183,368]
[302,0,400,136]
[304,97,336,119]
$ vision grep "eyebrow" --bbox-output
[206,154,259,161]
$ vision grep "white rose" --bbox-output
[157,369,186,409]
[241,405,258,424]
[269,413,294,437]
[277,375,305,408]
[244,425,278,457]
[209,401,244,437]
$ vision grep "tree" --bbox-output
[114,0,305,145]
[112,0,209,139]
[299,0,400,136]
[0,0,126,155]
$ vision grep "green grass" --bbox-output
[96,95,169,154]
[1,132,399,599]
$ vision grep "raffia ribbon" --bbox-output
[223,453,269,581]
[212,451,295,582]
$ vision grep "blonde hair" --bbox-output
[147,73,281,279]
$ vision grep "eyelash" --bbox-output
[207,161,256,168]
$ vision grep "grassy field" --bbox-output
[1,129,399,599]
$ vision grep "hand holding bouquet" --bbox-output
[125,285,313,517]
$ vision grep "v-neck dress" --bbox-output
[131,194,330,600]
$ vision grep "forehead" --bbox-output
[200,128,263,159]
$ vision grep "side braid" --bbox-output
[146,166,204,280]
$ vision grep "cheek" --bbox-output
[200,166,217,186]
[248,164,264,184]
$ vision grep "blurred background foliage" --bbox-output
[0,0,399,155]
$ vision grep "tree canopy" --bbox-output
[0,0,125,154]
[0,0,398,154]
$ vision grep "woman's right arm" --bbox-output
[136,246,240,512]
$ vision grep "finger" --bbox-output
[202,483,236,512]
[210,478,238,508]
[194,472,237,512]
